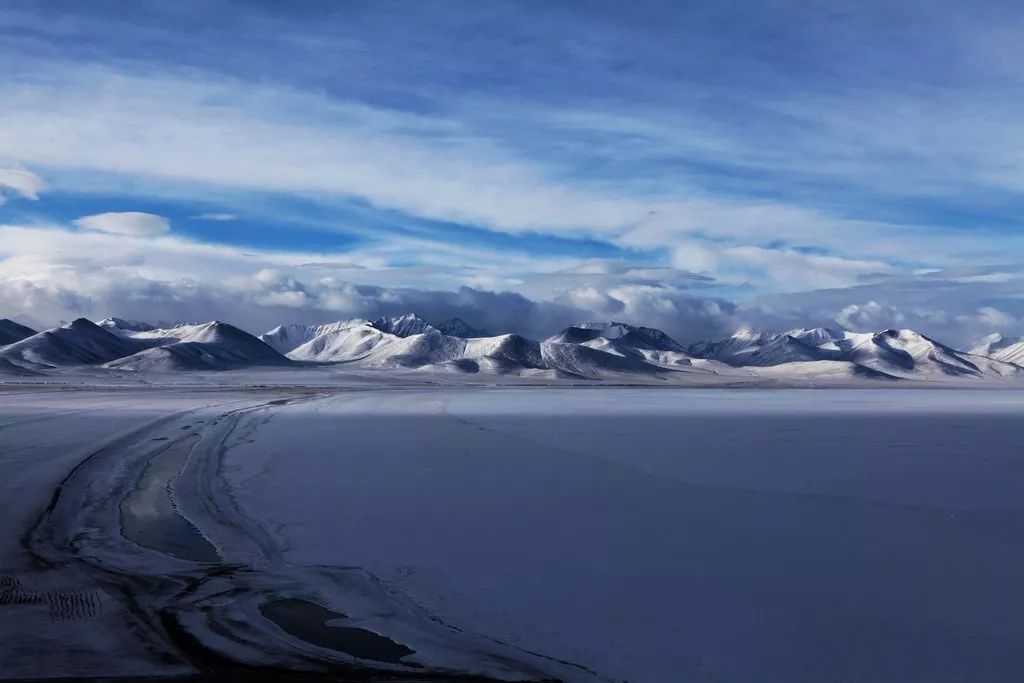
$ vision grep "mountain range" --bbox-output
[0,315,1022,382]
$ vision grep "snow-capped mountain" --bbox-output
[106,322,289,371]
[686,328,826,366]
[544,322,700,375]
[0,319,37,346]
[0,319,145,369]
[282,317,698,378]
[284,318,547,375]
[547,321,687,352]
[370,314,437,338]
[259,319,369,354]
[436,318,482,338]
[689,327,1023,378]
[379,332,546,374]
[971,333,1024,366]
[2,312,1022,382]
[96,317,156,335]
[287,323,392,362]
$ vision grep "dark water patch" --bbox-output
[120,435,221,563]
[260,598,417,664]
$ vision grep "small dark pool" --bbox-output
[260,598,417,664]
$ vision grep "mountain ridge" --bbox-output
[2,313,1022,381]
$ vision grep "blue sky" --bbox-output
[0,0,1022,342]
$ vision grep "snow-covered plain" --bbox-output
[2,381,1024,682]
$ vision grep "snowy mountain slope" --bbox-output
[106,322,288,371]
[436,318,482,338]
[286,317,546,373]
[690,327,1023,379]
[0,357,40,376]
[686,329,828,367]
[370,314,437,337]
[0,319,37,345]
[353,329,465,367]
[259,319,368,354]
[543,321,706,375]
[820,329,1021,378]
[105,341,286,371]
[540,341,670,378]
[9,312,1022,382]
[436,334,547,375]
[547,321,687,352]
[0,319,145,368]
[463,334,545,368]
[96,317,155,335]
[755,360,900,381]
[971,333,1024,365]
[287,324,395,362]
[360,331,548,372]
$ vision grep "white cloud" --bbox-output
[954,272,1016,284]
[0,217,1018,347]
[670,241,719,273]
[0,167,45,204]
[2,59,1013,277]
[194,212,237,221]
[974,306,1016,328]
[560,286,625,315]
[836,301,906,331]
[72,212,171,236]
[0,64,645,236]
[720,246,896,291]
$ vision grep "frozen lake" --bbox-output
[1,386,1023,682]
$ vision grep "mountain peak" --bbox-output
[97,317,155,332]
[547,321,685,353]
[437,318,481,338]
[65,318,102,331]
[371,314,437,338]
[0,318,38,345]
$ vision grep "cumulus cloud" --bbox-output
[72,212,171,236]
[836,301,906,331]
[961,306,1017,329]
[0,222,1019,347]
[741,270,1024,346]
[0,167,45,204]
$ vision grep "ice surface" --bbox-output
[3,384,1024,682]
[222,388,1024,683]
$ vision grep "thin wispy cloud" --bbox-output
[194,212,237,221]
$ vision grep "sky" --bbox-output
[0,0,1023,344]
